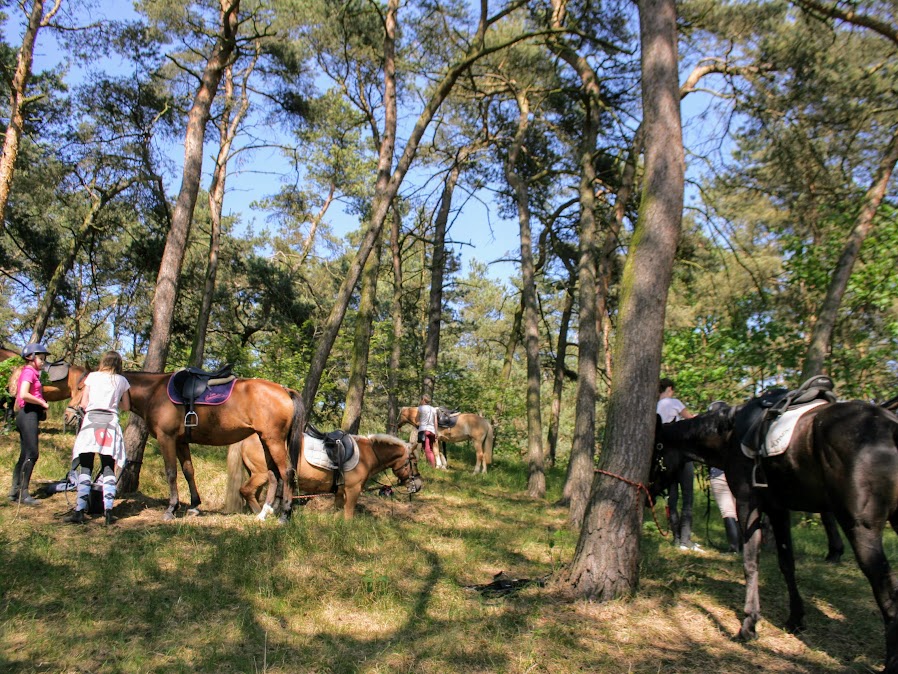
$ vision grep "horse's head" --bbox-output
[393,440,423,494]
[650,404,736,496]
[63,374,88,431]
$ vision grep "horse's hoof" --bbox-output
[785,619,805,634]
[163,510,176,522]
[736,625,758,642]
[257,503,274,521]
[824,553,842,564]
[186,508,201,517]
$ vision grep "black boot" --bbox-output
[724,517,742,553]
[8,463,22,502]
[65,510,85,524]
[17,460,40,506]
[104,509,116,526]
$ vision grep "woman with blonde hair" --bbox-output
[65,350,130,525]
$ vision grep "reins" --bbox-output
[595,468,670,537]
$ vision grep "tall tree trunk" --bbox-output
[800,124,898,380]
[547,279,575,468]
[300,2,535,413]
[493,300,522,426]
[422,162,461,398]
[559,0,684,598]
[386,203,404,434]
[30,180,134,342]
[547,0,602,521]
[190,54,254,368]
[342,228,383,433]
[121,0,240,493]
[505,90,545,499]
[0,0,61,230]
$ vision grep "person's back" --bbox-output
[416,395,437,467]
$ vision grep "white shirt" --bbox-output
[82,371,130,412]
[417,404,436,434]
[657,397,686,424]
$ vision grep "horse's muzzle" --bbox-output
[407,476,424,494]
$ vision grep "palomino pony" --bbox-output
[653,394,898,674]
[224,432,422,519]
[398,406,494,473]
[68,372,304,522]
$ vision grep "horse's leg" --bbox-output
[821,511,844,563]
[473,437,484,474]
[342,480,362,519]
[175,441,202,516]
[436,438,448,470]
[767,508,805,633]
[158,438,181,521]
[240,468,269,516]
[256,470,279,521]
[737,497,764,641]
[257,434,293,525]
[842,514,898,672]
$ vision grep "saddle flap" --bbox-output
[44,361,70,383]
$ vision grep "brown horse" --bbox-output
[398,406,494,473]
[68,372,304,522]
[225,432,422,519]
[6,358,90,403]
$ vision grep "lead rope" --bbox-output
[595,468,670,537]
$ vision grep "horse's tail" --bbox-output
[287,389,305,482]
[483,420,494,465]
[223,441,247,514]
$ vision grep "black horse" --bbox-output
[653,393,898,674]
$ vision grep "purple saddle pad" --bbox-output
[167,377,237,406]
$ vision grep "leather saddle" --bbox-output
[43,360,70,383]
[437,407,459,428]
[170,365,236,428]
[739,375,837,486]
[305,423,355,468]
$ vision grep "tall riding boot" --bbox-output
[668,509,681,547]
[8,463,22,501]
[18,459,40,506]
[724,517,742,553]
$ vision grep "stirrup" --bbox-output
[752,462,768,488]
[184,410,198,428]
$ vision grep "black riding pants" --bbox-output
[11,405,42,495]
[668,460,695,541]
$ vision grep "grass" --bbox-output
[0,406,892,673]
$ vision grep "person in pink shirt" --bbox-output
[9,342,51,506]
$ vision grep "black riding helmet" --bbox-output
[21,342,51,361]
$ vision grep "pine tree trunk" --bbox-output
[120,0,240,493]
[559,0,684,598]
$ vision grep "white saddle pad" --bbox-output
[741,399,829,459]
[303,434,360,472]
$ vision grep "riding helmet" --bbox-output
[21,342,51,360]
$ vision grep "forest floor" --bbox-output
[0,409,889,673]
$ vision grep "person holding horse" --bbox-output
[64,350,130,525]
[9,342,52,506]
[417,394,437,468]
[657,377,702,552]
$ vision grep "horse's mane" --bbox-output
[663,405,733,443]
[366,433,406,448]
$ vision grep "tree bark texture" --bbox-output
[564,90,601,526]
[191,56,253,368]
[547,280,574,468]
[505,90,545,499]
[341,228,383,433]
[386,203,404,434]
[422,162,461,398]
[121,0,240,492]
[561,0,684,598]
